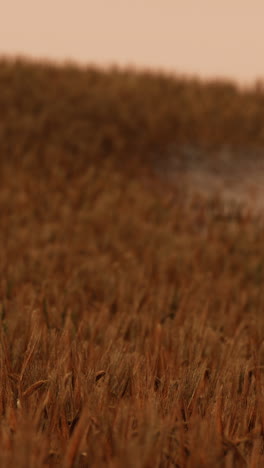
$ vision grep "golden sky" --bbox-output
[1,1,264,84]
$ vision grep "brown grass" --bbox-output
[1,57,264,467]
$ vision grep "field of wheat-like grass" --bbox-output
[1,58,264,467]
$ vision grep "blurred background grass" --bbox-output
[1,57,264,171]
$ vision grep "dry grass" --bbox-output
[1,58,264,467]
[1,56,264,164]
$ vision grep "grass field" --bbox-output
[1,58,264,467]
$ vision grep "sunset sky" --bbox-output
[1,1,264,85]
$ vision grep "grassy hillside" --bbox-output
[1,57,264,167]
[1,57,264,467]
